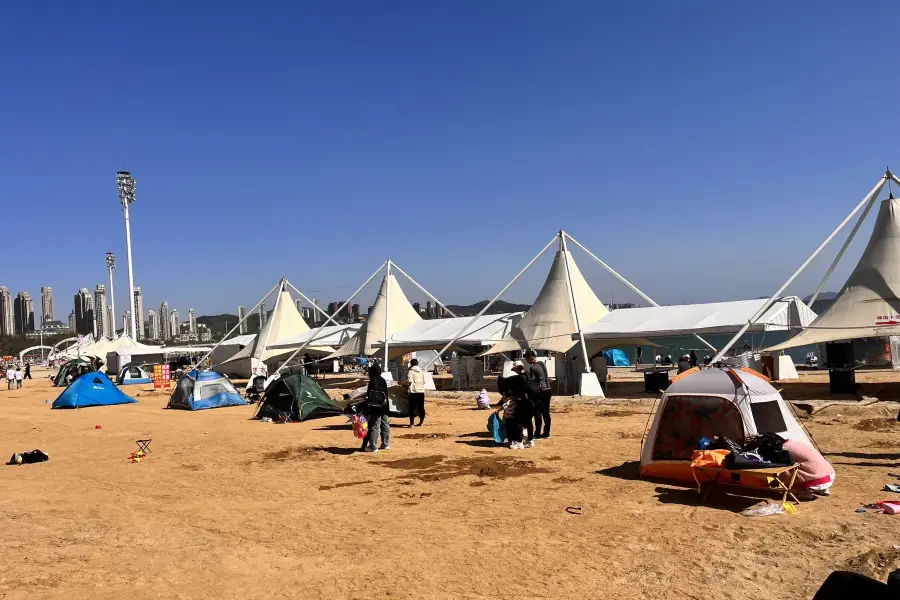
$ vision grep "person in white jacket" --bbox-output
[405,359,427,427]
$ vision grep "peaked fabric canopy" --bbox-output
[267,323,362,350]
[768,197,900,350]
[222,284,317,370]
[330,274,422,358]
[485,249,609,354]
[373,313,523,357]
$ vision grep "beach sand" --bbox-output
[1,369,899,599]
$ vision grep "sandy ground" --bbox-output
[1,369,900,600]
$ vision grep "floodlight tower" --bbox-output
[117,171,137,342]
[105,252,117,336]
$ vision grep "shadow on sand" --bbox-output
[593,460,642,481]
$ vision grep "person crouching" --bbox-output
[501,361,535,449]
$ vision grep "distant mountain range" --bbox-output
[803,291,838,303]
[445,300,532,316]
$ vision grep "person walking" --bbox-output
[364,363,391,452]
[5,365,14,390]
[15,366,24,389]
[524,350,551,439]
[24,362,31,380]
[405,358,427,427]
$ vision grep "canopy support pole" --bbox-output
[563,232,718,353]
[423,235,559,370]
[561,231,605,398]
[391,262,458,318]
[273,261,387,377]
[190,278,283,370]
[285,281,340,326]
[255,280,285,375]
[807,194,879,307]
[384,260,392,369]
[711,173,890,363]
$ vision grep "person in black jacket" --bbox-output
[500,361,534,449]
[364,363,391,452]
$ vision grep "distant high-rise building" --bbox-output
[94,285,111,338]
[73,288,94,336]
[435,304,445,318]
[426,301,434,319]
[133,287,145,339]
[123,311,131,337]
[198,323,211,343]
[68,310,76,332]
[312,298,321,323]
[148,310,160,340]
[259,303,268,328]
[413,302,422,315]
[107,307,114,336]
[367,305,373,316]
[0,287,13,336]
[351,304,360,321]
[238,305,247,334]
[159,302,170,341]
[189,308,197,334]
[301,307,312,323]
[40,287,54,324]
[170,309,180,340]
[14,292,35,334]
[327,302,340,318]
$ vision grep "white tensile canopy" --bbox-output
[268,324,362,351]
[81,334,138,360]
[373,313,523,358]
[483,248,609,354]
[768,196,900,350]
[330,273,422,358]
[221,283,324,374]
[582,297,817,340]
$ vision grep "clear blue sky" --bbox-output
[2,1,898,320]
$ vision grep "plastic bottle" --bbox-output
[741,503,785,517]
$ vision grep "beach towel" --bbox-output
[784,439,835,493]
[488,412,506,444]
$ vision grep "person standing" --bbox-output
[5,365,14,390]
[689,350,698,368]
[636,345,643,365]
[15,366,24,389]
[524,350,552,439]
[405,358,427,427]
[364,363,391,452]
[24,362,31,379]
[502,361,533,449]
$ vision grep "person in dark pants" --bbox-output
[404,358,427,427]
[500,361,533,449]
[364,363,391,452]
[524,350,552,439]
[689,350,697,368]
[24,362,31,380]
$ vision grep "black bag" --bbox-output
[748,433,792,466]
[366,387,388,409]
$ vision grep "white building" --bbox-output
[40,286,54,324]
[189,308,197,334]
[148,309,160,340]
[133,287,145,339]
[160,302,170,341]
[238,305,247,334]
[94,284,111,339]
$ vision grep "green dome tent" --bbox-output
[254,373,344,422]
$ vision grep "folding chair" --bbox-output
[136,439,152,453]
[277,412,294,424]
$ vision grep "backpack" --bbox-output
[366,387,388,409]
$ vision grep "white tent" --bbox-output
[267,324,362,351]
[373,313,523,357]
[768,196,900,350]
[583,297,817,340]
[106,342,164,373]
[330,273,422,358]
[484,248,608,354]
[221,283,323,376]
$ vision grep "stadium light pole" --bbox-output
[105,252,117,337]
[117,171,137,341]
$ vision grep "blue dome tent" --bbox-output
[167,370,248,410]
[52,372,138,409]
[604,348,632,367]
[116,363,153,385]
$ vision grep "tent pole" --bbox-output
[711,174,889,363]
[285,281,339,326]
[273,261,387,377]
[190,278,283,370]
[423,235,559,370]
[391,261,458,317]
[560,231,591,373]
[564,233,718,353]
[384,260,392,369]
[808,193,879,307]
